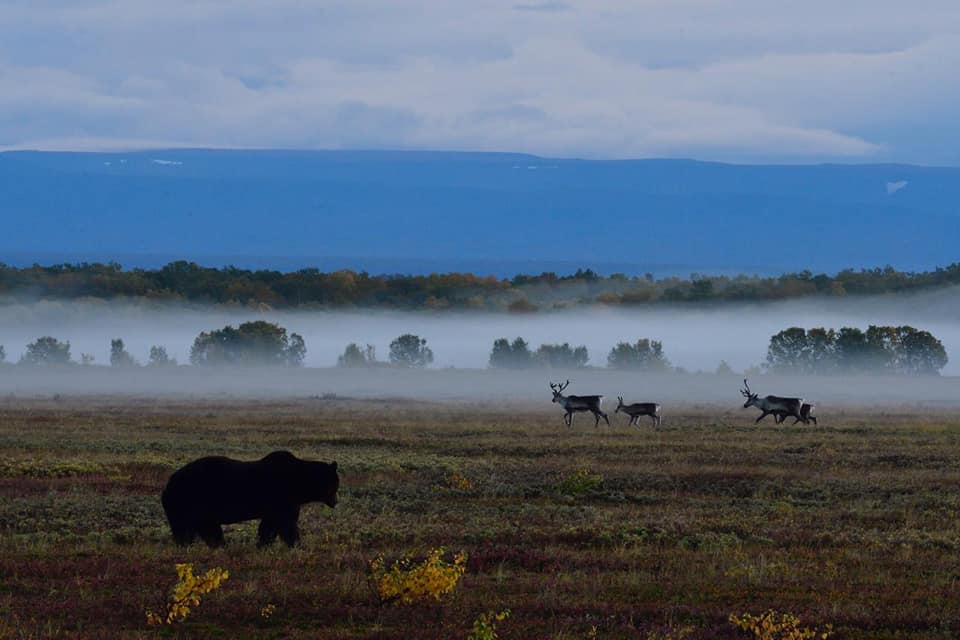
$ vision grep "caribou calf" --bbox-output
[615,396,661,428]
[550,380,610,428]
[740,379,804,424]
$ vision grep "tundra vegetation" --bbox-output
[1,396,958,638]
[5,261,960,310]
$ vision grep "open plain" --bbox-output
[1,392,959,639]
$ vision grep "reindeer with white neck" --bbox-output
[549,380,610,428]
[740,378,804,425]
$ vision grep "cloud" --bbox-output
[514,2,569,12]
[1,1,959,161]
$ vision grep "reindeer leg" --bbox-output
[602,411,610,427]
[755,411,769,424]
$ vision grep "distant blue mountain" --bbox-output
[1,149,957,277]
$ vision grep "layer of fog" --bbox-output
[1,367,959,409]
[0,286,958,404]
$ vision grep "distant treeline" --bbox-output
[3,260,960,310]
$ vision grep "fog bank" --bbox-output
[1,287,959,374]
[0,366,958,409]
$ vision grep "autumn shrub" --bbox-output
[467,609,510,640]
[145,563,229,625]
[557,468,604,497]
[369,547,467,605]
[445,472,475,491]
[729,610,833,640]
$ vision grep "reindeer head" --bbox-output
[549,380,570,403]
[615,396,625,413]
[740,378,760,408]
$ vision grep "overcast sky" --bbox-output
[3,1,960,164]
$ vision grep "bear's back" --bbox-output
[162,453,297,523]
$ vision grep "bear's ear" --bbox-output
[331,461,338,471]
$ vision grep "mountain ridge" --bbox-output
[1,149,957,276]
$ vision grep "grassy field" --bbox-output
[1,396,959,639]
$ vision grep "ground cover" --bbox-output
[1,397,959,638]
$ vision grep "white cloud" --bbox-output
[1,0,959,161]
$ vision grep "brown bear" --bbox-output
[161,450,339,548]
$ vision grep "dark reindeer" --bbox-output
[550,380,609,428]
[615,396,661,428]
[773,402,817,425]
[740,379,804,424]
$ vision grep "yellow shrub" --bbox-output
[446,472,475,491]
[370,548,467,605]
[145,563,229,625]
[467,609,510,640]
[557,468,604,497]
[729,610,832,640]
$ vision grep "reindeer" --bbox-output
[773,402,817,425]
[739,379,804,424]
[615,396,661,428]
[550,380,609,428]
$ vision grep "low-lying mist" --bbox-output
[3,288,959,371]
[1,287,959,404]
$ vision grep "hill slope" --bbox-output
[1,150,957,275]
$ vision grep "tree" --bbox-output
[338,343,376,367]
[607,339,670,371]
[716,360,734,375]
[835,327,869,372]
[389,334,434,368]
[767,324,947,376]
[286,333,307,367]
[21,336,71,365]
[766,327,808,373]
[489,337,532,369]
[0,345,5,364]
[534,343,588,368]
[805,327,837,374]
[894,326,948,375]
[81,353,95,365]
[190,321,306,366]
[148,345,177,367]
[110,338,138,367]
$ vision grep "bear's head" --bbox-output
[308,460,339,508]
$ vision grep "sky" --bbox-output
[2,1,960,164]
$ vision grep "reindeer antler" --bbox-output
[559,380,570,392]
[740,378,753,397]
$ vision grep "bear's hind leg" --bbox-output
[197,522,226,548]
[257,519,279,548]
